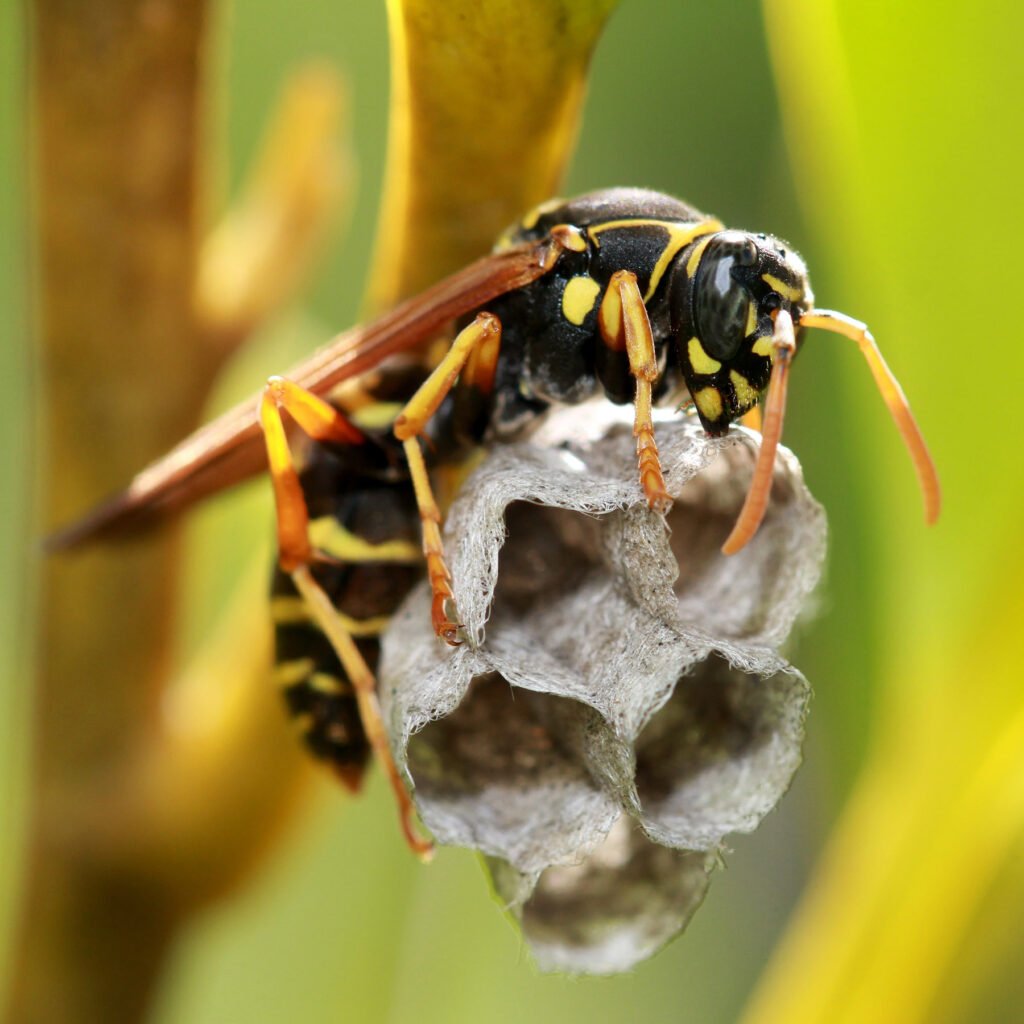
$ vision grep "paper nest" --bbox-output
[380,405,826,974]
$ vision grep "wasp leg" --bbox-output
[259,384,432,858]
[721,309,796,556]
[259,376,365,572]
[741,405,763,433]
[290,564,433,860]
[393,313,502,645]
[599,270,671,511]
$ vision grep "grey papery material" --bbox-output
[380,408,825,973]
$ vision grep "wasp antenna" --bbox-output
[799,310,941,525]
[722,309,796,555]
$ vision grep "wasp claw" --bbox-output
[440,625,464,647]
[431,594,464,646]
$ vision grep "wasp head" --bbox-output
[671,229,813,435]
[668,226,939,557]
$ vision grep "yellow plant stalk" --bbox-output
[742,564,1024,1024]
[745,2,1024,1020]
[368,0,617,310]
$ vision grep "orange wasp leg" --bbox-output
[600,270,672,511]
[799,310,941,525]
[721,309,796,555]
[259,376,364,572]
[291,565,434,861]
[393,313,503,645]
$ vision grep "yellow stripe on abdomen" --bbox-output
[271,596,394,638]
[307,517,421,564]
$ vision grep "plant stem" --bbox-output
[11,3,211,1020]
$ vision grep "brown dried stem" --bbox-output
[15,5,214,1017]
[10,4,342,1021]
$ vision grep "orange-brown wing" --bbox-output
[49,242,553,548]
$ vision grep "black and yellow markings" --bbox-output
[548,224,588,254]
[318,375,407,434]
[693,386,724,422]
[687,336,722,375]
[273,657,316,687]
[307,671,354,696]
[274,657,352,697]
[520,196,567,233]
[685,234,716,279]
[49,187,943,861]
[685,328,767,420]
[348,401,404,432]
[394,314,501,441]
[745,301,759,338]
[260,376,369,574]
[271,594,394,638]
[561,275,602,326]
[306,516,421,564]
[588,218,723,301]
[729,370,760,410]
[394,313,503,643]
[289,564,433,856]
[614,270,671,509]
[761,273,804,303]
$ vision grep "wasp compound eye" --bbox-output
[693,234,757,362]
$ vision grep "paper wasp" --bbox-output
[53,188,941,857]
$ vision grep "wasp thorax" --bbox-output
[692,232,759,362]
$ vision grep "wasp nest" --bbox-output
[380,406,825,974]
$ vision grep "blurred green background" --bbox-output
[3,1,1023,1022]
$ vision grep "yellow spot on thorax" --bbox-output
[588,218,723,300]
[730,370,760,409]
[751,335,774,357]
[561,275,602,326]
[687,337,722,375]
[694,387,723,421]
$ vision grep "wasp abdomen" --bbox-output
[271,442,423,790]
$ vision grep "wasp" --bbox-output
[53,188,941,858]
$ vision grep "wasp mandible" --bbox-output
[54,188,941,856]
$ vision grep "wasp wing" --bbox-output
[49,242,552,549]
